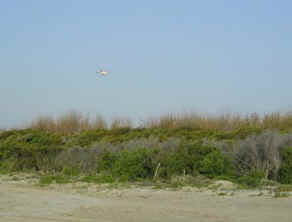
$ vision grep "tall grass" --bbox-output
[31,111,107,135]
[29,111,292,135]
[110,117,133,129]
[143,112,292,131]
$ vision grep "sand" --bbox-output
[0,176,291,222]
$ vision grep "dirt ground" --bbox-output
[0,176,292,222]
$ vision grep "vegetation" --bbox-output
[1,111,292,188]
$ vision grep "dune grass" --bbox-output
[27,111,292,135]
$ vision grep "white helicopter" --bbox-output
[96,66,109,76]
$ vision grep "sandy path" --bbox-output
[0,183,291,222]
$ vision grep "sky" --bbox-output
[1,0,292,128]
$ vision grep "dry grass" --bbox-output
[31,111,107,135]
[29,111,292,134]
[143,112,292,131]
[110,117,133,129]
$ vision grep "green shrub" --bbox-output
[236,171,264,188]
[39,175,71,185]
[81,174,115,183]
[0,159,15,173]
[19,131,63,146]
[278,147,292,184]
[112,148,158,181]
[54,175,72,184]
[76,130,107,147]
[159,151,189,178]
[0,129,33,141]
[3,126,292,186]
[199,150,232,178]
[62,167,80,177]
[274,191,290,198]
[97,150,119,173]
[275,184,292,192]
[39,175,54,185]
[0,133,64,172]
[158,142,231,179]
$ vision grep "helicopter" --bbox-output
[96,66,109,76]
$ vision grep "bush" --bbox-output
[39,175,54,185]
[159,151,190,178]
[54,137,180,177]
[278,147,292,184]
[236,171,265,188]
[199,150,232,178]
[112,148,158,181]
[75,129,107,147]
[0,138,63,172]
[3,125,292,186]
[81,174,115,183]
[157,142,231,179]
[0,130,64,172]
[96,149,119,173]
[39,175,71,185]
[62,166,80,177]
[233,130,292,180]
[55,146,101,173]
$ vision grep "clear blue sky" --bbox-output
[1,1,292,128]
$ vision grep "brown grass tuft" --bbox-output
[110,117,133,129]
[30,111,107,135]
[143,112,292,131]
[29,111,292,134]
